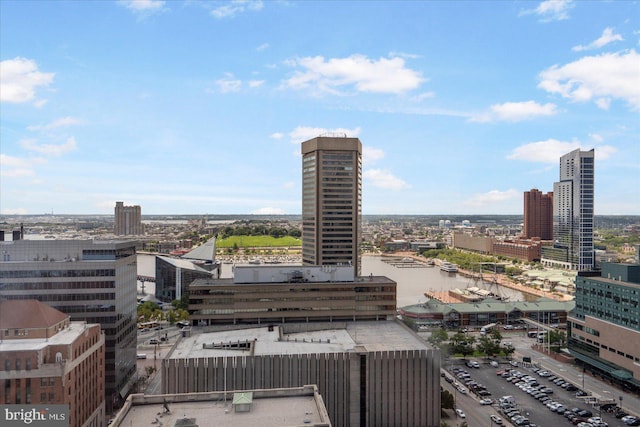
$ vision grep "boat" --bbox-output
[440,262,458,273]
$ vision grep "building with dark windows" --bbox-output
[161,321,440,427]
[188,265,396,325]
[155,256,214,303]
[0,239,138,411]
[542,148,595,271]
[567,262,640,392]
[114,201,143,236]
[0,300,105,427]
[301,136,362,275]
[523,188,553,240]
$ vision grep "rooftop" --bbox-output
[0,321,98,352]
[170,321,431,359]
[112,385,331,427]
[0,299,67,329]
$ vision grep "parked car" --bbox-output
[479,398,493,405]
[491,415,503,424]
[455,409,466,418]
[490,361,499,368]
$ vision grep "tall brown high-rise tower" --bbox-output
[114,201,143,235]
[523,188,553,240]
[301,136,362,274]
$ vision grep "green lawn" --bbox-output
[216,235,302,248]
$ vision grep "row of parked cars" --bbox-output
[497,395,535,426]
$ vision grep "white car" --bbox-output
[490,361,499,368]
[490,415,503,424]
[480,398,493,405]
[455,409,466,418]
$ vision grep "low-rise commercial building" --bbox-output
[188,265,396,325]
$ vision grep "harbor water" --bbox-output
[137,253,529,308]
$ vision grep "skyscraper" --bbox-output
[114,201,143,235]
[523,188,553,240]
[301,136,362,274]
[541,148,595,271]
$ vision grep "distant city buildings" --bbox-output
[301,136,362,275]
[523,188,553,240]
[568,262,640,392]
[0,239,138,411]
[0,300,105,427]
[114,201,143,236]
[542,149,595,271]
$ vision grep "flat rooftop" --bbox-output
[0,321,98,352]
[170,320,431,359]
[112,386,331,427]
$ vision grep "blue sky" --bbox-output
[1,0,639,216]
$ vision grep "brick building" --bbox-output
[0,300,105,427]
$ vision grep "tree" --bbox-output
[441,389,455,409]
[476,336,500,358]
[503,344,516,359]
[428,329,449,348]
[449,332,475,358]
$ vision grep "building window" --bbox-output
[4,360,9,371]
[25,359,31,371]
[40,392,47,402]
[15,359,21,371]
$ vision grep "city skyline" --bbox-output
[1,1,639,216]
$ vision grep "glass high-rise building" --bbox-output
[542,148,595,271]
[301,136,362,275]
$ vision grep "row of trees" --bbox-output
[217,223,301,239]
[428,328,516,359]
[137,301,189,324]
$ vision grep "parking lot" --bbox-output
[445,360,634,427]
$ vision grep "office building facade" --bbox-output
[188,265,396,325]
[542,149,595,271]
[301,136,362,275]
[0,300,105,427]
[0,239,138,410]
[523,188,553,240]
[567,262,640,392]
[155,255,214,303]
[114,201,143,236]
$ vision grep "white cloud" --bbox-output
[119,0,165,11]
[215,74,242,93]
[211,0,264,19]
[20,137,77,157]
[283,54,425,95]
[363,146,385,164]
[288,126,361,144]
[27,116,83,132]
[507,139,617,163]
[573,27,623,52]
[256,43,269,51]
[248,80,264,88]
[464,189,520,208]
[470,101,558,123]
[0,154,36,177]
[538,50,640,110]
[270,132,284,140]
[519,0,574,22]
[250,207,286,215]
[0,208,29,215]
[363,169,410,190]
[282,182,294,189]
[0,57,54,104]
